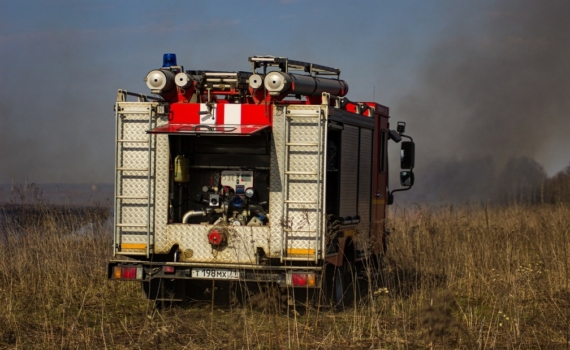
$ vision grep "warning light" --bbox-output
[162,53,177,67]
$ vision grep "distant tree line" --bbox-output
[406,156,570,205]
[535,164,570,204]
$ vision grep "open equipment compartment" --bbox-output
[167,130,271,226]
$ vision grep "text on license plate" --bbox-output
[192,268,240,280]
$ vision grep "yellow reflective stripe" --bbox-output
[121,243,147,250]
[287,248,315,255]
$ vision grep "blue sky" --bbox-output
[1,0,569,187]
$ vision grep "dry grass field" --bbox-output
[1,200,569,349]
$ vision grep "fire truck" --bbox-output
[108,54,415,307]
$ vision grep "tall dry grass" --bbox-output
[385,203,570,348]
[0,201,569,349]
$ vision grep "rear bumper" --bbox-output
[108,260,322,288]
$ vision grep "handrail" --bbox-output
[116,89,164,102]
[191,125,237,132]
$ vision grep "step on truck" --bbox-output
[108,54,415,307]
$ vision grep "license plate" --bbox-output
[191,268,240,280]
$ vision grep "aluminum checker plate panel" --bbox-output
[164,225,271,263]
[150,130,169,253]
[268,106,286,257]
[115,102,169,254]
[280,105,326,257]
[116,103,154,251]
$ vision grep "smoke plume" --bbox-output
[397,1,570,203]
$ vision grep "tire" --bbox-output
[358,253,385,300]
[330,259,355,310]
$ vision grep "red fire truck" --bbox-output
[108,54,414,307]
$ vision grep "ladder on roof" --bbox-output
[113,90,157,258]
[280,106,326,262]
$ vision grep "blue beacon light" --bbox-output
[162,53,177,68]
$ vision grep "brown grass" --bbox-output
[1,201,569,349]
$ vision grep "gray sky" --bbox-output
[1,0,569,187]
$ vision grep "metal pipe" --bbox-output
[182,210,206,223]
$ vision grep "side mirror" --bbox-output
[400,171,414,187]
[400,141,415,169]
[388,129,402,143]
[397,121,406,134]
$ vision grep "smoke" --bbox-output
[2,0,569,205]
[396,1,570,202]
[0,26,114,185]
[0,5,253,185]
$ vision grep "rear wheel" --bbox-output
[365,253,385,293]
[325,259,356,310]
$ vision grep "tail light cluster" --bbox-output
[287,272,317,287]
[112,266,143,280]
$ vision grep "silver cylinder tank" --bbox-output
[175,72,195,88]
[264,71,348,97]
[248,74,265,89]
[144,69,175,92]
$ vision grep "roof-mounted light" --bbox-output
[162,53,177,68]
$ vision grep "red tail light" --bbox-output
[122,267,137,279]
[163,266,175,274]
[289,273,317,287]
[112,265,143,280]
[292,274,307,286]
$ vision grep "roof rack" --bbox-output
[248,56,340,77]
[203,71,252,84]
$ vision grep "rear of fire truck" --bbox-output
[108,54,415,306]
